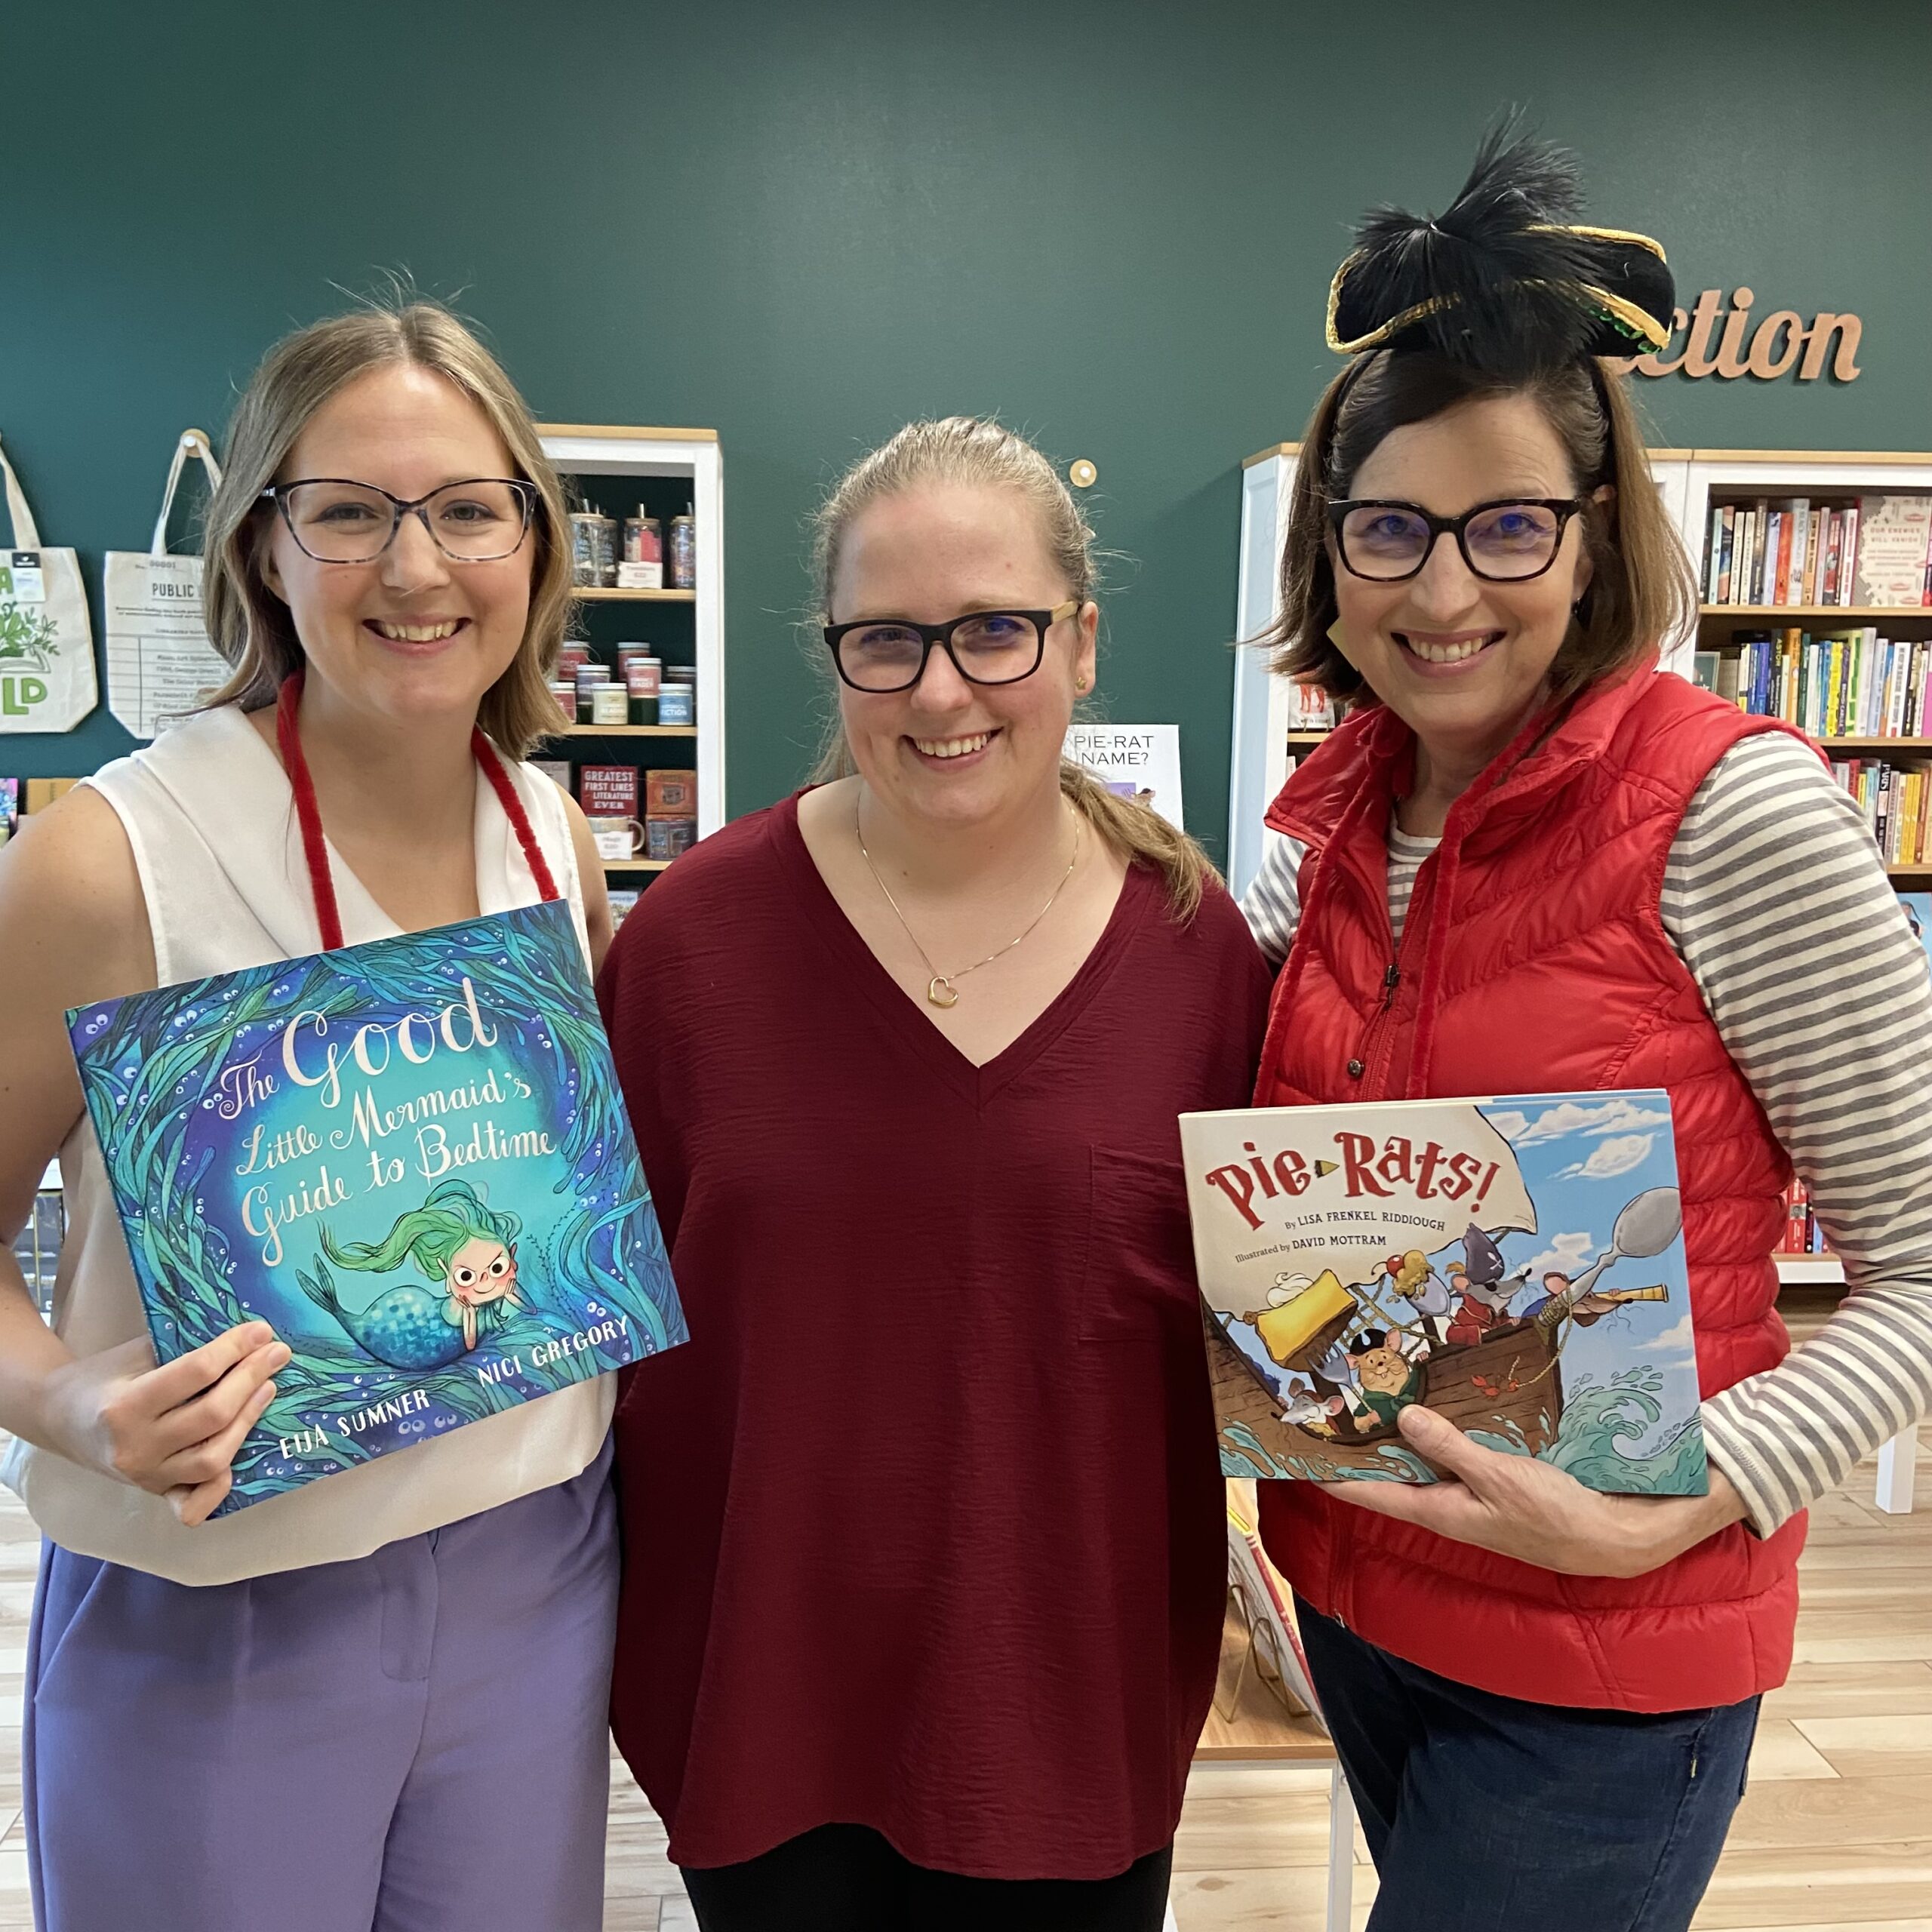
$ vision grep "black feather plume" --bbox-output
[1332,122,1620,376]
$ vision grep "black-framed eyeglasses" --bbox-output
[823,599,1081,694]
[1328,498,1586,584]
[260,477,539,564]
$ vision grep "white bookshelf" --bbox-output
[536,424,725,846]
[1228,445,1300,902]
[1228,446,1932,889]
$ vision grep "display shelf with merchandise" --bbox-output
[535,423,718,896]
[537,423,721,846]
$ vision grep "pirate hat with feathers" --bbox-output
[1325,126,1675,371]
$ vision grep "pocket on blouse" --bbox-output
[1078,1144,1204,1343]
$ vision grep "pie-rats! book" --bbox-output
[67,899,687,1512]
[1179,1091,1706,1495]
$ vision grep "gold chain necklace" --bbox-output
[854,792,1081,1008]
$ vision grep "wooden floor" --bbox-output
[0,1321,1922,1928]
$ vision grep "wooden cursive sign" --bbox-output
[1631,289,1861,382]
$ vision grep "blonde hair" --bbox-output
[809,416,1214,920]
[198,299,573,758]
[1267,353,1696,709]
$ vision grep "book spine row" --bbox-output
[1718,628,1932,740]
[1826,757,1932,866]
[1702,494,1932,610]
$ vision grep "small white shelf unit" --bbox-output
[537,424,725,841]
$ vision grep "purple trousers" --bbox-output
[23,1441,617,1932]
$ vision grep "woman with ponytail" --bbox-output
[598,418,1271,1929]
[1242,130,1932,1930]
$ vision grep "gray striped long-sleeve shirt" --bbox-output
[1240,731,1932,1537]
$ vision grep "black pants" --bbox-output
[680,1824,1174,1932]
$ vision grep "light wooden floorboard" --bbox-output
[0,1309,1921,1932]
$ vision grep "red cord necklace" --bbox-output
[274,668,557,951]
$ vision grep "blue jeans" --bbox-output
[1297,1598,1759,1932]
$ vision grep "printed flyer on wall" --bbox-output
[1063,724,1184,832]
[1180,1090,1706,1495]
[68,899,687,1511]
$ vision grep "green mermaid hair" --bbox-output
[320,1177,523,1282]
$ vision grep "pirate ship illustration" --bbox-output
[1207,1186,1681,1470]
[1180,1093,1706,1491]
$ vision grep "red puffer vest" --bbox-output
[1254,659,1814,1712]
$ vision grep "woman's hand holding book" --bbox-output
[1333,1404,1749,1578]
[43,1323,290,1525]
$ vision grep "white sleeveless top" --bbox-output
[2,704,615,1585]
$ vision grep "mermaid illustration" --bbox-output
[298,1178,528,1368]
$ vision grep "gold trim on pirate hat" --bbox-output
[1324,129,1675,368]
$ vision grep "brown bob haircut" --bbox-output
[1266,349,1697,709]
[198,300,574,759]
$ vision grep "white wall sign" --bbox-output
[1065,724,1184,832]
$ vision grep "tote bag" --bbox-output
[104,429,230,739]
[0,429,98,733]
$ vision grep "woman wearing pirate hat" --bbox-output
[1241,128,1932,1929]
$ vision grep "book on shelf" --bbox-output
[577,762,638,817]
[1854,496,1932,608]
[1712,624,1932,740]
[1776,1177,1828,1257]
[1701,493,1929,609]
[65,900,688,1511]
[23,778,78,814]
[1289,682,1335,731]
[1180,1091,1706,1494]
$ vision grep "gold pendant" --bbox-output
[926,975,959,1009]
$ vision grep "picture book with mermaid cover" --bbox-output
[1178,1091,1706,1494]
[67,898,687,1512]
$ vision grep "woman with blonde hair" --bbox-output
[598,417,1271,1929]
[0,300,619,1930]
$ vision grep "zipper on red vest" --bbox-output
[1349,961,1402,1094]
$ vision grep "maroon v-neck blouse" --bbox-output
[597,795,1272,1879]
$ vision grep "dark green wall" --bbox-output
[4,0,1927,854]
